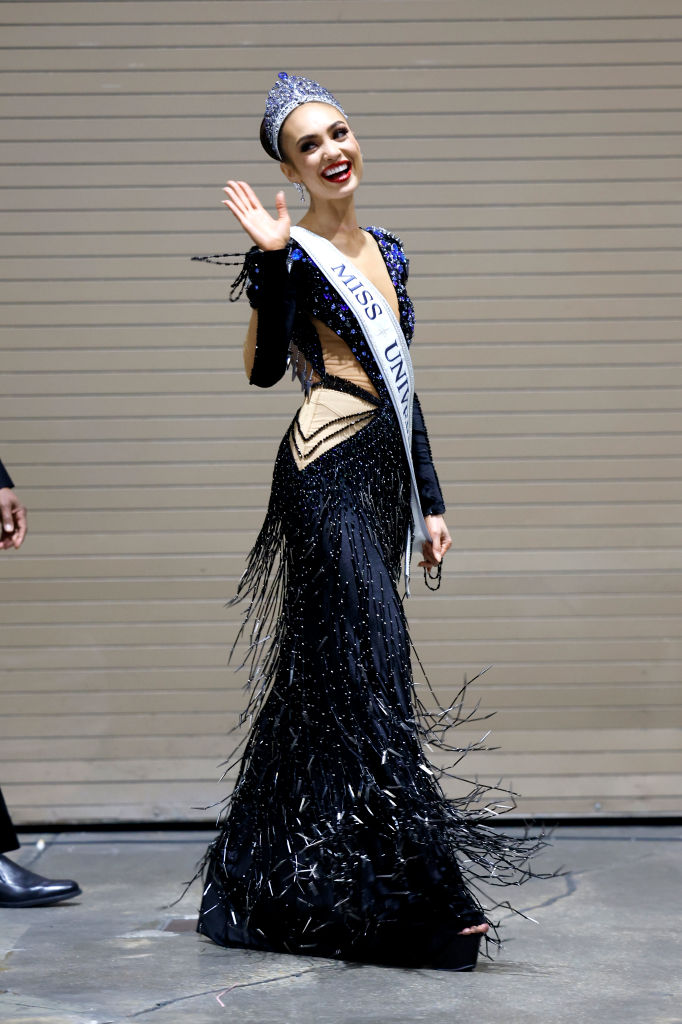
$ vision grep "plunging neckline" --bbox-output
[294,224,402,323]
[360,228,402,321]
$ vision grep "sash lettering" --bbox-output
[330,263,383,320]
[383,341,410,429]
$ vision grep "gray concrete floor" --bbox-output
[0,826,680,1024]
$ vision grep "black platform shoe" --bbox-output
[429,931,482,971]
[0,853,81,907]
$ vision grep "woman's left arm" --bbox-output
[411,394,451,568]
[412,392,445,518]
[395,236,451,569]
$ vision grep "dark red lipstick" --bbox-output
[321,160,351,183]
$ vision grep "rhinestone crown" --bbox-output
[263,72,345,161]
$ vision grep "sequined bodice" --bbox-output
[286,226,415,395]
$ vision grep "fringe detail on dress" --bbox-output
[197,392,556,967]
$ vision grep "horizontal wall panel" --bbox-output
[1,569,680,602]
[6,181,682,213]
[2,639,681,673]
[5,437,682,468]
[6,273,682,307]
[2,330,681,359]
[2,707,681,741]
[5,134,682,167]
[5,62,682,95]
[4,357,682,389]
[6,795,673,824]
[5,111,682,146]
[11,483,682,514]
[4,87,682,121]
[23,483,656,520]
[2,658,680,691]
[6,387,682,419]
[4,549,681,580]
[5,512,682,547]
[9,409,682,437]
[6,39,682,74]
[3,1,682,24]
[3,612,682,647]
[5,750,680,786]
[3,727,681,761]
[5,226,682,260]
[3,296,682,327]
[17,249,682,282]
[6,468,674,500]
[7,196,682,233]
[5,157,682,189]
[6,17,682,47]
[2,684,680,718]
[6,773,681,809]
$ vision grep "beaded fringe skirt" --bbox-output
[197,376,551,968]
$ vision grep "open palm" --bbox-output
[223,179,291,252]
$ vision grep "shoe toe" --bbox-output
[0,858,82,907]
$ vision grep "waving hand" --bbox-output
[223,180,291,252]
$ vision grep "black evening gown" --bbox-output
[197,229,550,968]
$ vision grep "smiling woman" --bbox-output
[279,109,361,188]
[195,72,552,971]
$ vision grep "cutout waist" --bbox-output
[309,374,382,407]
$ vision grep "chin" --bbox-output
[329,175,360,195]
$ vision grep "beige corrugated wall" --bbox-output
[1,1,680,824]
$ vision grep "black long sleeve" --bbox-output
[245,247,297,388]
[0,458,14,489]
[412,393,445,516]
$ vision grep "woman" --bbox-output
[196,74,549,970]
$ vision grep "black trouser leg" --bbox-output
[0,787,20,854]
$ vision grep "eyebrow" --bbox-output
[296,120,346,146]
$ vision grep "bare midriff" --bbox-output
[309,317,378,396]
[244,312,379,397]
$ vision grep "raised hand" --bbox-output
[222,180,291,252]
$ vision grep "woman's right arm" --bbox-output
[242,247,297,387]
[222,181,295,388]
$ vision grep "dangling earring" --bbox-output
[294,182,306,203]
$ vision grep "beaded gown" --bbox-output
[197,227,547,968]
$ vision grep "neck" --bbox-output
[297,195,363,252]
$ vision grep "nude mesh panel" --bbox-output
[289,387,378,471]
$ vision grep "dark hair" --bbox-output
[259,118,281,162]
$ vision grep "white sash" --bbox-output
[289,225,430,591]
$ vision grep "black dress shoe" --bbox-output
[0,853,81,907]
